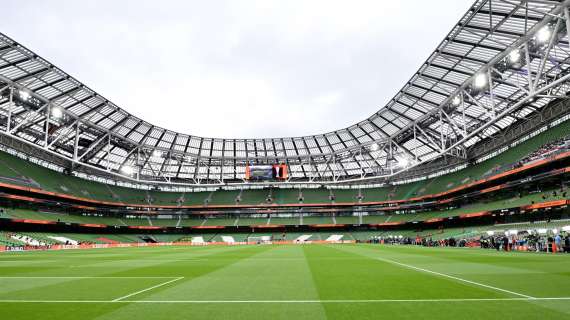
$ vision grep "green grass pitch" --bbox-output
[0,244,569,319]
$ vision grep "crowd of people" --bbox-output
[366,230,570,253]
[513,135,570,168]
[366,235,470,247]
[480,232,570,253]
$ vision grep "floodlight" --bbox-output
[19,90,30,101]
[486,231,494,236]
[152,150,162,158]
[51,107,63,119]
[370,143,379,151]
[537,228,547,234]
[474,73,487,88]
[536,26,551,43]
[552,228,559,234]
[452,95,461,106]
[508,49,521,63]
[121,165,135,175]
[397,157,409,168]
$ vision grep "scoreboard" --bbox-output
[245,164,288,181]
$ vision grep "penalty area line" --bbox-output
[111,277,185,302]
[0,297,568,303]
[373,256,535,299]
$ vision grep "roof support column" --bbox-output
[6,87,13,133]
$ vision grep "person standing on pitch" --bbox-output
[554,233,562,253]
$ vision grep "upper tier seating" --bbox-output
[515,134,570,167]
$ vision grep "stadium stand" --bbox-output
[1,184,568,228]
[0,116,568,209]
[2,216,569,246]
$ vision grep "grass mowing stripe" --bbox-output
[1,297,570,303]
[107,246,271,302]
[136,246,327,301]
[111,277,185,302]
[372,254,535,299]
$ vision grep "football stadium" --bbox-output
[1,0,570,319]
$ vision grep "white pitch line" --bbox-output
[111,277,185,302]
[0,297,568,303]
[0,276,183,279]
[373,256,535,299]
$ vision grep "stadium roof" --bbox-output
[1,0,570,186]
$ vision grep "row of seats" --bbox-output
[3,218,568,246]
[1,188,567,227]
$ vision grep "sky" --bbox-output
[1,0,473,139]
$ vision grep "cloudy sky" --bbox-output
[1,0,472,139]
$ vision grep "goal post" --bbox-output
[247,235,273,244]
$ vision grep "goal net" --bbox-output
[247,235,273,244]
